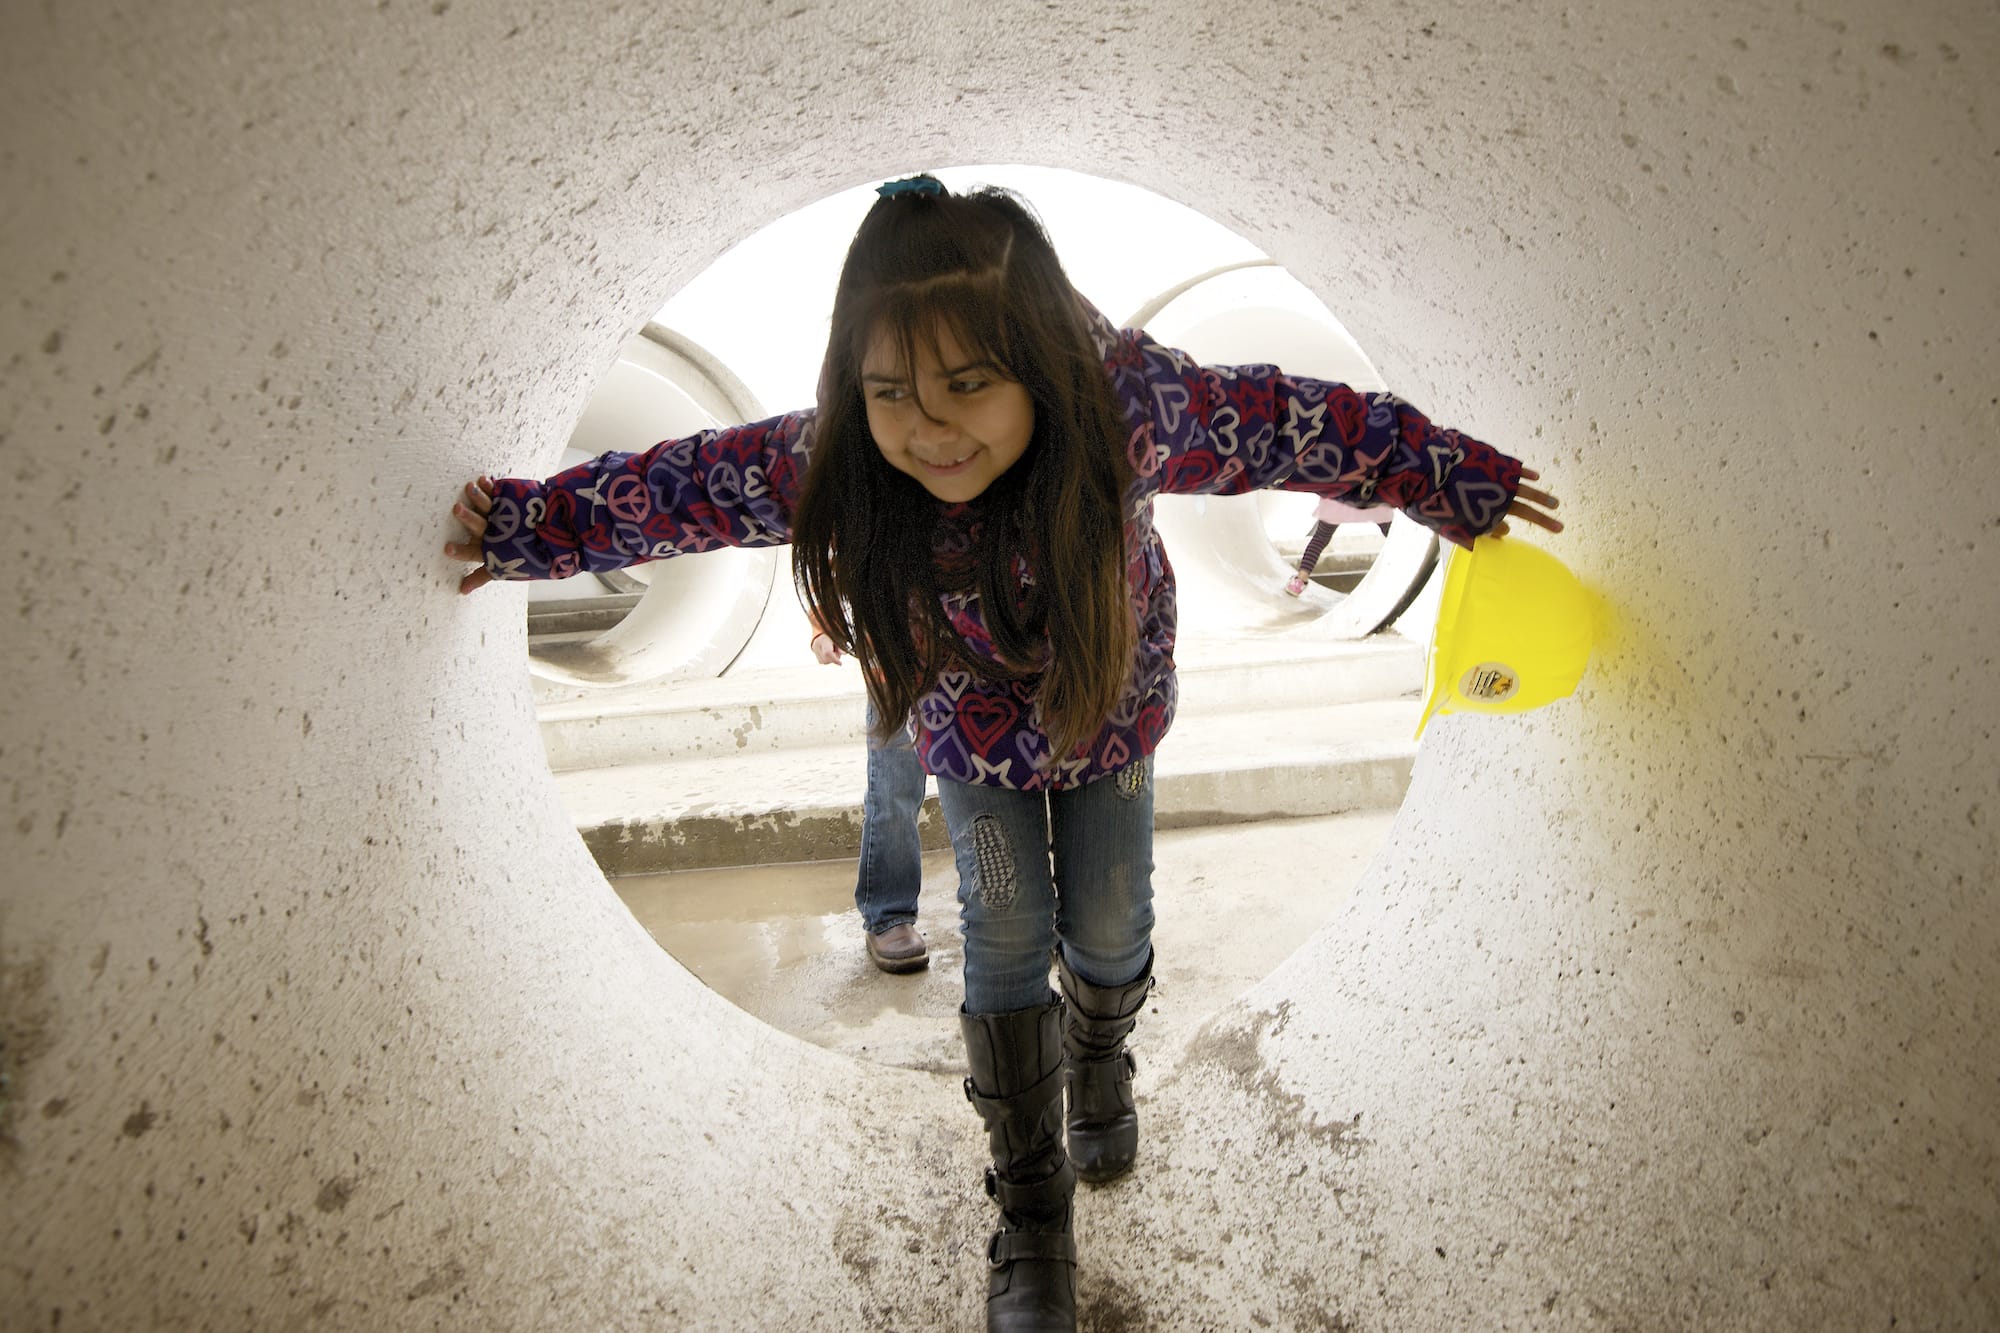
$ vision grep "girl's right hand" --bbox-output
[444,476,497,595]
[1492,467,1563,537]
[809,631,843,666]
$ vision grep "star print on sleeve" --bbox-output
[1279,396,1329,453]
[483,552,527,581]
[1103,324,1524,546]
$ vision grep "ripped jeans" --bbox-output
[935,756,1156,1015]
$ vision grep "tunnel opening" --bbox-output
[514,166,1447,1068]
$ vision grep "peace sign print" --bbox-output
[602,472,653,524]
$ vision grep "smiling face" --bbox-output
[861,323,1035,504]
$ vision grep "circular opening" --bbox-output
[525,166,1441,1066]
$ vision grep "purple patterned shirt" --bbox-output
[480,308,1522,790]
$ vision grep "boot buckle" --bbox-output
[984,1166,999,1200]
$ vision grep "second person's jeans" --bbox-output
[935,756,1157,1015]
[855,704,927,935]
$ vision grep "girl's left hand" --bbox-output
[444,476,498,595]
[1494,467,1563,536]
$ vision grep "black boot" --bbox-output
[1057,951,1154,1183]
[960,999,1077,1333]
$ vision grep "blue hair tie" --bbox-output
[877,174,945,199]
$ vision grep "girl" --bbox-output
[1285,493,1396,596]
[445,176,1561,1333]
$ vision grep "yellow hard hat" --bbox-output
[1416,535,1596,738]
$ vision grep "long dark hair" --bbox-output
[791,183,1136,763]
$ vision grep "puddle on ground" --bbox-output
[612,811,1398,1073]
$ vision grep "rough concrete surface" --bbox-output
[2,0,1995,1329]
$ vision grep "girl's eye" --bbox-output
[949,379,987,395]
[871,386,909,403]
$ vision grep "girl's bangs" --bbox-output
[859,271,1017,382]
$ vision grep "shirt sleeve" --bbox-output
[1103,325,1522,548]
[477,410,814,582]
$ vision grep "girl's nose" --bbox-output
[910,398,960,446]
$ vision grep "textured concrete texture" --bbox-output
[2,1,1995,1330]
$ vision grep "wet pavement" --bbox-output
[611,809,1397,1075]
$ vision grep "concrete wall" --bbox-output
[3,1,1993,1328]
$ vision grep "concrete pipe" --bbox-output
[3,1,1994,1328]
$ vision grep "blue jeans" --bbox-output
[855,704,927,935]
[935,756,1157,1014]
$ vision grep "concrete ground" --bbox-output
[611,809,1398,1076]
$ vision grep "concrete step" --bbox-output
[535,632,1424,773]
[554,694,1420,875]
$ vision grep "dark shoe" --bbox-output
[865,923,929,974]
[1057,951,1154,1184]
[961,1001,1076,1333]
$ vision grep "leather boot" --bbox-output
[960,999,1077,1333]
[1056,951,1154,1183]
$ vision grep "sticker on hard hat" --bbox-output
[1458,663,1520,702]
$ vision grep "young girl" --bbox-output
[1285,493,1395,596]
[445,177,1561,1333]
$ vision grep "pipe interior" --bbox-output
[3,2,1994,1326]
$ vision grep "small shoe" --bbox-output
[865,923,930,974]
[1284,572,1309,597]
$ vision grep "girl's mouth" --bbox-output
[919,450,977,476]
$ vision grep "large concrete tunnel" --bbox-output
[3,1,1994,1327]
